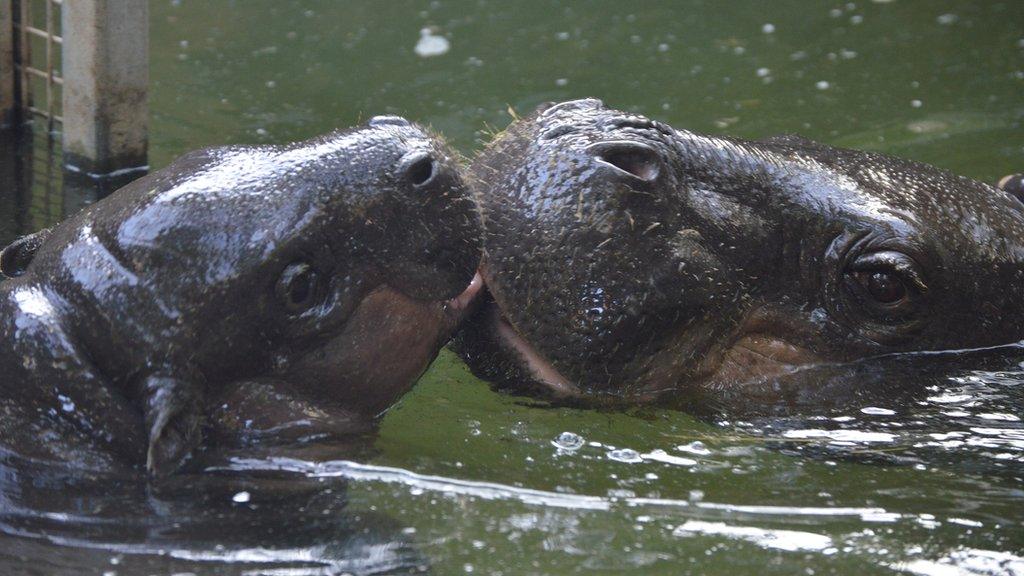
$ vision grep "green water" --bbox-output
[4,1,1024,574]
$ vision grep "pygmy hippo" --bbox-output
[457,98,1024,404]
[0,116,481,476]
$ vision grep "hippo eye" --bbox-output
[276,262,322,312]
[845,250,927,308]
[854,271,906,304]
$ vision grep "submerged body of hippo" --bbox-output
[0,117,481,475]
[458,98,1024,407]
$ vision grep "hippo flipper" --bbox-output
[0,227,52,278]
[141,374,204,478]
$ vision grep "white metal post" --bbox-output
[62,0,148,176]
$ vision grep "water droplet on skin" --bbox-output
[57,394,75,413]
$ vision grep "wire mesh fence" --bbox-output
[13,0,62,132]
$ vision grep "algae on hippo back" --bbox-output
[0,116,481,476]
[456,98,1024,408]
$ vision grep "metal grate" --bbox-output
[12,0,62,131]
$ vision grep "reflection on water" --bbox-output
[0,455,425,575]
[0,128,141,250]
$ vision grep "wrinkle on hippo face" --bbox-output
[457,99,1024,401]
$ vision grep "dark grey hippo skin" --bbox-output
[0,116,481,476]
[456,98,1024,404]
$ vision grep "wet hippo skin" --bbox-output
[0,116,481,476]
[456,98,1024,405]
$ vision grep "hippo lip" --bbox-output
[490,311,580,396]
[443,272,484,321]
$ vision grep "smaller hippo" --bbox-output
[0,116,481,476]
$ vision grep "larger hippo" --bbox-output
[457,98,1024,404]
[0,116,480,476]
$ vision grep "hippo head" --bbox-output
[4,116,481,473]
[457,98,1024,401]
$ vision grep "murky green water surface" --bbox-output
[2,1,1023,574]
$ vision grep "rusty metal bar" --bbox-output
[0,2,14,126]
[23,25,62,43]
[17,0,30,118]
[44,0,54,132]
[18,64,62,84]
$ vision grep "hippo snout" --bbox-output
[388,150,481,303]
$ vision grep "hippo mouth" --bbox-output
[458,277,826,399]
[489,306,580,396]
[443,272,485,325]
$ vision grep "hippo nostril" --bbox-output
[368,115,412,128]
[400,152,437,188]
[587,140,662,183]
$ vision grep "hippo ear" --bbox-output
[998,174,1024,205]
[0,227,52,278]
[537,98,605,117]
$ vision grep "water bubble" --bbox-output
[756,67,771,78]
[231,491,251,503]
[555,31,570,41]
[677,441,712,455]
[762,23,776,34]
[607,448,643,463]
[555,78,569,87]
[861,406,895,416]
[849,14,863,25]
[643,449,697,466]
[936,13,958,25]
[815,80,831,90]
[911,99,923,108]
[552,431,585,451]
[414,28,450,58]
